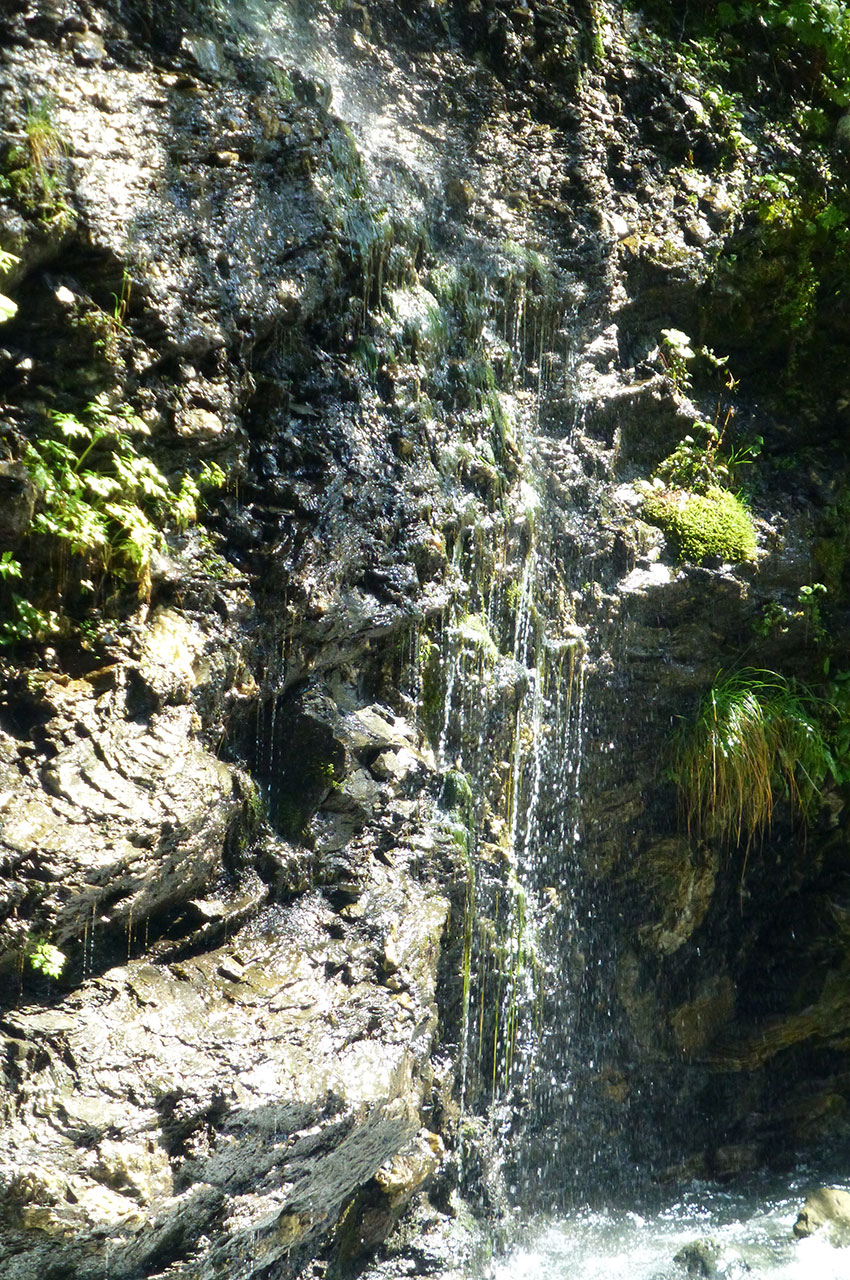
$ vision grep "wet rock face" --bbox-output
[0,667,240,972]
[0,880,448,1280]
[0,0,466,1268]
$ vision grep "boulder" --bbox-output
[793,1187,850,1245]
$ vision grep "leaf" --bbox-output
[52,411,92,442]
[0,293,17,323]
[816,203,847,232]
[0,552,22,580]
[83,472,122,498]
[28,939,66,979]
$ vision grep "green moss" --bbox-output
[454,611,500,662]
[643,485,757,564]
[441,768,474,817]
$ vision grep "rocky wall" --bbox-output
[2,1,850,1277]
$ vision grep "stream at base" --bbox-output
[459,1173,850,1280]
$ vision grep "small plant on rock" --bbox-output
[671,668,831,845]
[27,398,179,577]
[643,339,761,564]
[1,396,226,644]
[0,248,19,323]
[659,327,697,393]
[27,938,66,980]
[2,98,71,226]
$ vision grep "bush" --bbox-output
[643,485,757,564]
[713,1,850,103]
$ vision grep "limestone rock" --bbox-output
[794,1187,850,1244]
[0,871,448,1279]
[0,672,240,972]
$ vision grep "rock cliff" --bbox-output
[2,0,850,1276]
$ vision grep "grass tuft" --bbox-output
[671,668,830,845]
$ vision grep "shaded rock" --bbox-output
[634,837,718,956]
[0,460,35,539]
[670,977,736,1057]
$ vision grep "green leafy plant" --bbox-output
[1,397,226,644]
[797,581,828,642]
[27,938,66,979]
[754,582,828,643]
[1,597,60,646]
[671,668,831,844]
[653,418,761,492]
[26,398,178,577]
[659,328,697,393]
[0,553,21,582]
[0,247,19,323]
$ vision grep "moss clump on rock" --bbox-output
[643,485,757,564]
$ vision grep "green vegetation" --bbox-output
[441,768,475,819]
[28,399,197,573]
[74,269,134,362]
[643,485,757,564]
[652,419,761,494]
[658,328,698,393]
[671,668,831,843]
[755,581,828,644]
[823,665,850,784]
[629,2,850,407]
[2,97,71,225]
[2,397,225,644]
[634,1,850,104]
[24,98,64,188]
[453,612,500,663]
[642,331,761,563]
[710,1,850,104]
[712,170,850,393]
[0,248,18,323]
[27,938,66,980]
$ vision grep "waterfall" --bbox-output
[221,0,617,1225]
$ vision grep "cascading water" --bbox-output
[229,0,654,1225]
